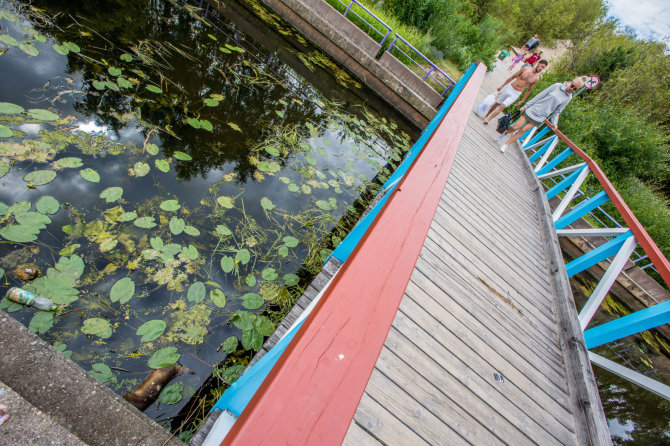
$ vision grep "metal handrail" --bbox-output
[331,0,455,96]
[334,0,392,47]
[386,33,456,96]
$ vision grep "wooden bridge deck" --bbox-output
[222,62,608,446]
[341,63,602,445]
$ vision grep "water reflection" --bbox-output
[0,0,411,428]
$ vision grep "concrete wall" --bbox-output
[253,0,446,129]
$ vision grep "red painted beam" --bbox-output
[547,122,670,286]
[222,62,487,445]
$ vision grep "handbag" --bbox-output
[476,93,497,117]
[496,109,520,134]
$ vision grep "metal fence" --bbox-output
[520,122,670,401]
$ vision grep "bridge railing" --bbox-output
[329,0,455,96]
[520,122,670,401]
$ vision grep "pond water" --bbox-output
[0,0,412,430]
[571,276,670,444]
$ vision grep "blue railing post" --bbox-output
[343,0,354,18]
[565,230,634,277]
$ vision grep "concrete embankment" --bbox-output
[0,312,182,446]
[251,0,445,128]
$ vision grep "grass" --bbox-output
[323,0,463,83]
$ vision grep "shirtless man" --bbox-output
[482,59,548,125]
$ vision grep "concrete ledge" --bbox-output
[0,312,182,446]
[255,0,436,127]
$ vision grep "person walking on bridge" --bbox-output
[498,76,587,153]
[482,59,548,126]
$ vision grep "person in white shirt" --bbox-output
[498,76,587,153]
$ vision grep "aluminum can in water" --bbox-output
[5,287,35,306]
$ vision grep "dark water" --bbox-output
[571,277,670,444]
[0,0,412,430]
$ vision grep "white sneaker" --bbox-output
[500,144,508,153]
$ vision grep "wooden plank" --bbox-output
[374,346,504,445]
[389,313,576,445]
[414,246,565,364]
[432,202,551,289]
[403,278,573,415]
[353,393,430,446]
[363,368,468,445]
[408,264,566,377]
[342,421,383,446]
[222,63,488,446]
[422,231,559,336]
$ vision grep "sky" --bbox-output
[607,0,670,42]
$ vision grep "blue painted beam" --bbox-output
[524,125,551,148]
[555,190,610,230]
[536,147,574,176]
[584,300,670,349]
[212,319,304,416]
[528,135,557,163]
[546,165,588,200]
[565,230,633,277]
[330,62,478,263]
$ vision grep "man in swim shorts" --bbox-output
[482,59,548,125]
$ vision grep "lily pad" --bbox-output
[245,274,257,287]
[133,162,150,177]
[110,277,135,304]
[79,168,100,182]
[169,217,185,235]
[29,311,54,334]
[136,320,166,342]
[108,67,122,76]
[316,200,331,210]
[160,199,180,212]
[155,159,170,172]
[81,318,112,338]
[157,382,183,405]
[283,273,300,286]
[215,225,232,237]
[93,80,106,91]
[241,292,264,310]
[54,157,83,169]
[277,246,289,257]
[220,256,234,273]
[119,211,137,222]
[204,99,219,107]
[183,225,200,236]
[173,151,191,161]
[100,187,123,203]
[264,146,280,156]
[242,330,263,351]
[89,363,114,383]
[0,34,19,47]
[283,236,299,248]
[187,282,206,302]
[0,102,24,114]
[220,336,237,354]
[15,212,51,228]
[148,346,180,369]
[120,53,133,62]
[182,245,198,260]
[36,196,59,214]
[1,225,40,243]
[19,43,39,56]
[216,196,234,209]
[52,43,69,55]
[235,249,250,265]
[117,77,133,89]
[134,216,157,229]
[146,85,163,94]
[145,143,159,155]
[260,197,275,211]
[0,125,13,138]
[200,119,213,132]
[64,42,80,53]
[99,238,118,252]
[210,289,226,308]
[27,109,59,121]
[261,268,279,282]
[23,170,57,185]
[187,118,201,129]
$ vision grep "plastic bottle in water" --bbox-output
[5,287,56,311]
